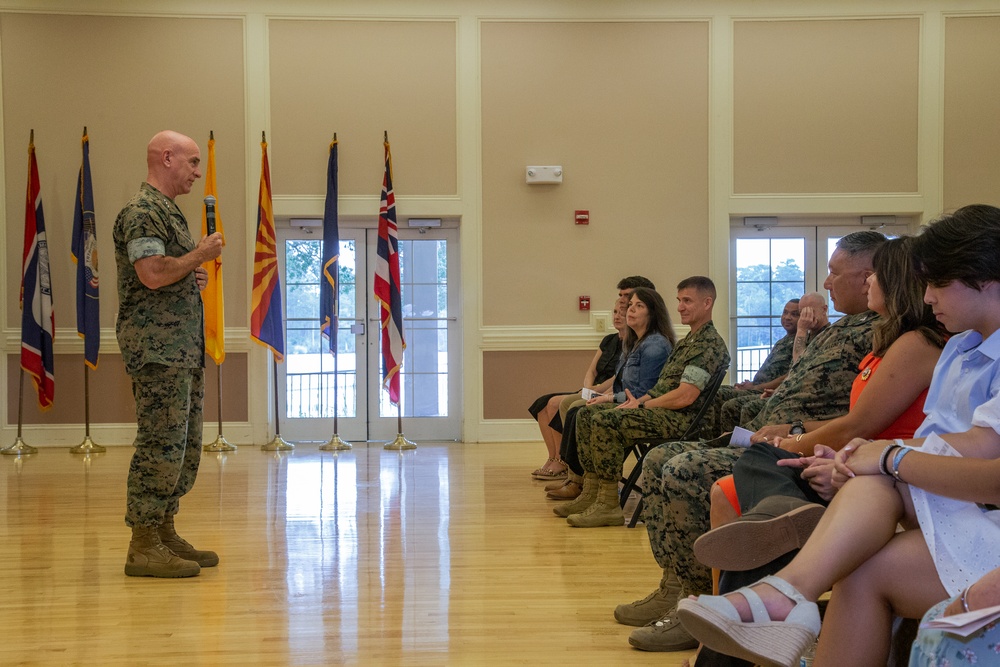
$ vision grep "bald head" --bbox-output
[798,291,830,333]
[798,291,827,312]
[146,130,201,199]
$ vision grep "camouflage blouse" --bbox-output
[113,183,204,375]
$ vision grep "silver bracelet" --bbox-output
[961,584,974,613]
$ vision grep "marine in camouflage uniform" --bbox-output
[713,332,795,432]
[576,320,730,482]
[641,309,878,597]
[115,181,207,529]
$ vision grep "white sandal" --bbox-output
[675,575,820,667]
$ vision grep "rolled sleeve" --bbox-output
[680,364,710,391]
[127,237,166,264]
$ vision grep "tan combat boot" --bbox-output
[614,570,683,626]
[125,525,200,578]
[553,472,598,517]
[158,515,220,567]
[566,479,623,527]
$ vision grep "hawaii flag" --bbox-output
[21,133,55,409]
[202,132,225,365]
[250,136,284,361]
[373,136,405,404]
[71,128,99,369]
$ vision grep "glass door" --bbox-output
[276,226,461,443]
[279,228,368,442]
[365,228,460,442]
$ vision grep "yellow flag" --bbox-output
[202,132,225,364]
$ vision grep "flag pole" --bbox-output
[319,310,351,451]
[204,360,236,452]
[384,402,416,450]
[262,354,293,451]
[321,133,351,452]
[69,365,105,453]
[69,126,103,454]
[2,369,37,455]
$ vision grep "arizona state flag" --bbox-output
[21,133,55,409]
[250,136,284,361]
[201,132,225,365]
[71,128,99,369]
[373,135,405,404]
[320,137,340,354]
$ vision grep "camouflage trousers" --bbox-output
[641,441,743,595]
[126,364,204,528]
[721,394,767,433]
[713,387,763,433]
[576,404,693,482]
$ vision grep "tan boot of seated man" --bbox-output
[615,570,684,626]
[628,606,699,652]
[125,525,200,578]
[158,514,220,567]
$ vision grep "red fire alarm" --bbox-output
[575,210,590,225]
[579,295,591,310]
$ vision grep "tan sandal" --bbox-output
[531,458,567,480]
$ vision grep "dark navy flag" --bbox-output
[320,137,340,355]
[71,129,100,369]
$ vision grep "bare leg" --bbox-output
[721,474,905,621]
[709,482,739,595]
[710,481,740,529]
[814,529,946,667]
[536,394,568,472]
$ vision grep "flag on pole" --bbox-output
[202,131,226,365]
[21,132,55,410]
[320,136,340,354]
[250,135,284,361]
[71,128,99,370]
[373,134,405,404]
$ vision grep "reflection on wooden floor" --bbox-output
[0,442,695,666]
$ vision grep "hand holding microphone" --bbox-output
[200,194,223,262]
[204,194,217,235]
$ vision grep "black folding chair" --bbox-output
[618,365,728,528]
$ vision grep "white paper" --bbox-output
[730,426,754,447]
[920,603,1000,637]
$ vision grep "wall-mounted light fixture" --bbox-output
[526,166,563,184]
[743,216,778,230]
[861,215,896,228]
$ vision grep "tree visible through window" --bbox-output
[734,238,805,382]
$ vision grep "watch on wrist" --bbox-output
[789,420,805,435]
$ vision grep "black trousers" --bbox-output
[694,443,826,667]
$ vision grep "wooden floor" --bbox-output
[0,441,696,666]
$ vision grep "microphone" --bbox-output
[204,195,217,235]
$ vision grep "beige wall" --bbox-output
[733,18,920,194]
[943,15,1000,210]
[268,19,457,198]
[0,2,998,440]
[481,20,709,326]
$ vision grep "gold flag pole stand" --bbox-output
[321,293,351,451]
[262,355,294,451]
[384,405,416,451]
[70,365,105,454]
[205,362,236,452]
[3,369,38,455]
